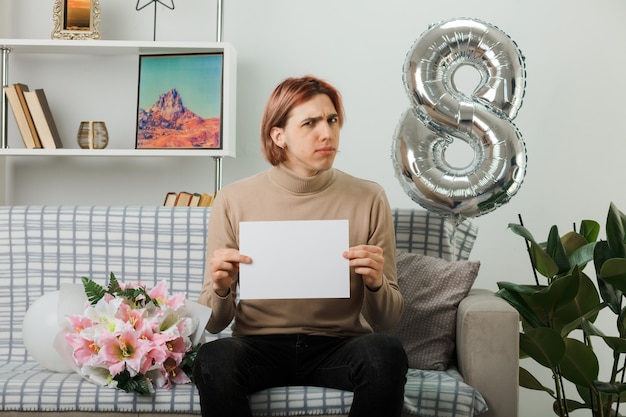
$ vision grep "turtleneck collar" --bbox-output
[268,164,336,194]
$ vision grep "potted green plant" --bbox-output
[497,202,626,416]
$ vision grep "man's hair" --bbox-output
[260,76,345,166]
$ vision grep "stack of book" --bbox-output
[3,83,63,149]
[163,191,215,207]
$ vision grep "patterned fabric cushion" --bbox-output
[0,364,486,417]
[403,369,487,417]
[248,368,487,417]
[0,363,202,413]
[384,251,481,370]
[392,208,478,261]
[0,206,486,417]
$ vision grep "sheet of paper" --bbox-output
[239,219,349,300]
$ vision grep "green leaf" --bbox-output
[81,276,106,305]
[593,240,612,275]
[546,225,570,275]
[518,366,555,395]
[530,242,559,279]
[561,231,590,257]
[579,219,601,244]
[508,223,559,278]
[508,223,538,243]
[552,270,602,333]
[114,369,153,395]
[520,328,565,370]
[619,307,626,337]
[529,270,580,314]
[107,272,122,294]
[559,399,590,414]
[567,242,596,270]
[590,381,626,407]
[182,344,201,382]
[581,317,607,337]
[594,380,626,395]
[128,376,153,395]
[575,384,625,413]
[496,285,546,328]
[497,281,542,296]
[558,338,599,387]
[119,286,152,308]
[606,202,626,259]
[599,258,626,293]
[594,241,623,314]
[582,318,626,353]
[559,302,606,338]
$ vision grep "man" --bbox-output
[194,75,407,417]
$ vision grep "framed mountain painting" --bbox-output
[136,53,224,149]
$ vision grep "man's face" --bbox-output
[271,94,341,177]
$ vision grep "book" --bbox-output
[198,192,214,207]
[189,193,202,207]
[174,191,193,206]
[3,84,39,148]
[163,192,177,206]
[13,84,42,148]
[23,89,63,149]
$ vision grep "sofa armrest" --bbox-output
[456,288,519,417]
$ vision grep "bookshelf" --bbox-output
[0,39,237,205]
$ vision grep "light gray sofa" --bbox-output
[0,206,518,417]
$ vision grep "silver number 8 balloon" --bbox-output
[392,18,527,219]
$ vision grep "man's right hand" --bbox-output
[209,248,252,297]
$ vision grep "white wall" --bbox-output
[0,1,10,37]
[5,1,626,415]
[0,0,5,201]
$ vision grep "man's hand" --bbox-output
[209,248,252,297]
[343,244,384,291]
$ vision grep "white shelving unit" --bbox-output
[0,38,237,205]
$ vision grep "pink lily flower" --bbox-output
[164,336,187,364]
[149,281,187,310]
[160,356,191,389]
[65,332,99,365]
[117,302,147,331]
[99,328,152,377]
[136,320,171,374]
[66,314,96,333]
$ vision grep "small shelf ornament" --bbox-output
[52,0,102,40]
[136,0,175,41]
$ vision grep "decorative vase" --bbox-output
[77,121,108,149]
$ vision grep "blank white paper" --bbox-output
[239,219,350,300]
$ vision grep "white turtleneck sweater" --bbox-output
[199,164,403,337]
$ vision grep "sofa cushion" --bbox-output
[248,368,487,417]
[385,251,480,370]
[0,361,486,417]
[392,208,478,261]
[402,368,487,417]
[0,363,203,414]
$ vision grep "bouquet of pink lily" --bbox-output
[64,273,201,394]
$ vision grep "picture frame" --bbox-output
[136,53,225,150]
[52,0,102,40]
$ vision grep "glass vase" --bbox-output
[77,121,108,149]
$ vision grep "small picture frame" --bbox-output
[52,0,102,40]
[136,53,225,150]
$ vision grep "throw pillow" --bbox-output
[382,250,480,370]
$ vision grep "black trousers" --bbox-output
[193,333,408,417]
